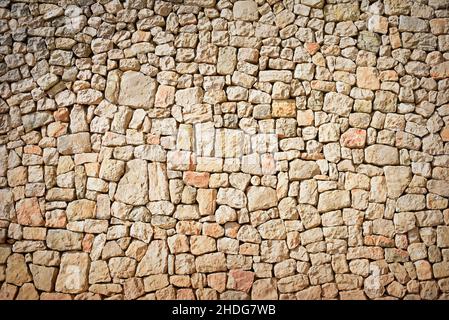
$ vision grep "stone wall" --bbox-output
[0,0,449,300]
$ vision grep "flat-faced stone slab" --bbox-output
[118,71,157,109]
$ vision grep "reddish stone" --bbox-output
[183,171,210,188]
[364,235,395,248]
[227,269,254,293]
[16,198,44,226]
[304,42,320,55]
[340,128,367,148]
[53,108,70,122]
[82,233,94,252]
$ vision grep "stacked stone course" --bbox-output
[0,0,449,300]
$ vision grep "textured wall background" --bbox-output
[0,0,449,300]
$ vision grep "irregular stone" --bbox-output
[115,159,149,206]
[47,230,82,251]
[340,128,366,149]
[57,133,91,155]
[6,254,32,286]
[16,198,44,226]
[118,71,157,109]
[318,190,351,213]
[136,240,168,276]
[66,199,96,221]
[252,279,278,300]
[323,92,353,117]
[384,166,412,199]
[289,159,321,181]
[195,253,227,273]
[233,1,258,22]
[99,159,125,182]
[55,252,89,294]
[324,3,360,22]
[365,145,399,165]
[247,187,277,212]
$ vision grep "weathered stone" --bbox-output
[233,1,258,22]
[217,188,247,209]
[115,159,149,206]
[340,129,366,149]
[318,190,351,213]
[118,71,157,109]
[30,264,58,292]
[55,252,89,294]
[136,240,168,276]
[22,112,53,132]
[99,159,125,182]
[251,279,278,300]
[323,92,353,117]
[247,187,277,212]
[384,166,412,199]
[16,198,44,226]
[47,230,82,251]
[6,254,32,286]
[324,3,360,22]
[57,133,91,155]
[289,159,321,181]
[195,253,227,273]
[272,100,296,118]
[227,269,254,293]
[365,145,399,165]
[66,199,96,221]
[356,67,380,90]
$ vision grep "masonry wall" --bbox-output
[0,0,449,300]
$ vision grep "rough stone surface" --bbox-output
[0,0,448,301]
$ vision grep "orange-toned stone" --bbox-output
[47,122,68,138]
[23,145,42,155]
[356,67,380,90]
[176,221,202,235]
[305,42,320,55]
[53,108,70,122]
[239,243,259,255]
[440,126,449,141]
[364,235,395,248]
[224,222,240,238]
[82,233,94,252]
[45,210,67,228]
[272,100,296,118]
[154,85,175,108]
[203,222,224,238]
[146,133,161,145]
[183,171,210,188]
[297,109,314,126]
[207,273,227,293]
[176,288,195,300]
[379,70,398,81]
[430,18,449,35]
[16,197,44,226]
[340,128,367,149]
[227,269,254,293]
